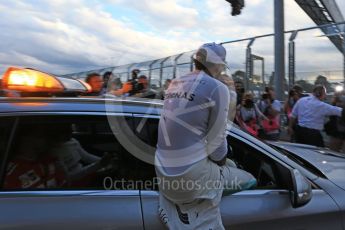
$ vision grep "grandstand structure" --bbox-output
[296,0,344,52]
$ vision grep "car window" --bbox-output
[0,117,16,156]
[0,114,293,192]
[228,135,292,190]
[120,116,294,191]
[132,116,159,147]
[269,144,326,179]
[1,115,156,191]
[131,116,294,191]
[0,117,17,187]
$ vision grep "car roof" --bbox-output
[0,97,163,115]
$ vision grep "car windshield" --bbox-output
[314,149,345,159]
[269,144,327,179]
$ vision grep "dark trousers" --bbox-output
[295,125,324,147]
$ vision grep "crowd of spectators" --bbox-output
[235,85,281,141]
[235,81,345,152]
[83,69,170,100]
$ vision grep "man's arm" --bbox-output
[323,102,343,117]
[74,139,101,164]
[207,84,230,166]
[320,101,345,126]
[254,104,269,120]
[67,162,102,181]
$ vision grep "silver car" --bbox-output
[0,97,344,229]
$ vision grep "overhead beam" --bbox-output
[295,0,345,52]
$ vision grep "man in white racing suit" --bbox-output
[155,43,256,230]
[49,124,112,186]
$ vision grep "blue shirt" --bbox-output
[291,96,342,130]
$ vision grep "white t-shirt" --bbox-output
[155,71,230,175]
[238,104,263,122]
[292,96,342,130]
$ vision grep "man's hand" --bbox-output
[211,156,227,167]
[267,102,280,117]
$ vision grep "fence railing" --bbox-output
[60,21,345,95]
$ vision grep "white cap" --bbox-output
[195,42,227,65]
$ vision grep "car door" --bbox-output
[140,131,343,230]
[0,113,144,230]
[0,190,142,230]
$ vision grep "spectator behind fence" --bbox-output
[137,75,148,93]
[158,79,172,100]
[292,84,308,98]
[109,78,123,96]
[325,91,345,152]
[128,69,141,96]
[116,69,141,97]
[289,85,345,147]
[134,75,147,95]
[236,92,268,137]
[113,81,132,97]
[284,84,305,142]
[257,86,281,140]
[85,73,104,96]
[134,75,158,99]
[101,71,113,94]
[284,89,299,120]
[109,78,124,97]
[235,80,245,106]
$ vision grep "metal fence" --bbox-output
[61,21,345,96]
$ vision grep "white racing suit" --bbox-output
[155,71,256,229]
[50,138,101,181]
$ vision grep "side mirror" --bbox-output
[290,169,312,208]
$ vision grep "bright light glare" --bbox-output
[335,85,344,92]
[9,71,38,86]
